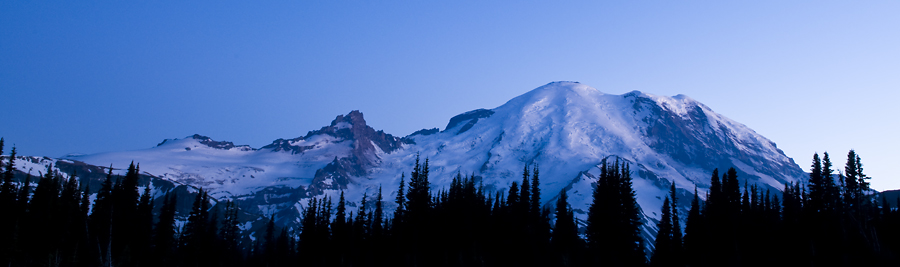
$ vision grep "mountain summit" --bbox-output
[57,81,803,236]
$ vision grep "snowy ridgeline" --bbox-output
[35,81,805,235]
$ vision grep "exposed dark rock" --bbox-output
[262,111,405,159]
[444,109,494,135]
[407,128,439,138]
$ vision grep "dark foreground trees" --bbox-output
[2,141,899,267]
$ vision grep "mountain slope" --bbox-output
[61,81,805,238]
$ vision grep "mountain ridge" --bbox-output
[32,81,806,240]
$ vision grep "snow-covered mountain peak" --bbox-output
[499,81,604,111]
[58,82,806,239]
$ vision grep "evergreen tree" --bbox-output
[551,189,581,266]
[90,166,115,267]
[111,162,141,264]
[406,155,431,223]
[373,186,384,238]
[531,164,542,218]
[135,185,154,264]
[392,174,405,231]
[669,183,683,266]
[507,181,519,212]
[180,189,212,266]
[683,186,703,267]
[520,164,531,216]
[822,152,837,213]
[651,197,673,267]
[263,214,277,264]
[218,200,242,266]
[0,145,16,206]
[0,143,16,266]
[844,150,861,215]
[23,164,63,266]
[586,159,646,267]
[153,192,178,266]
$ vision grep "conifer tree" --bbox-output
[0,142,16,266]
[23,164,62,266]
[587,159,646,266]
[520,165,531,216]
[683,186,703,267]
[153,192,178,266]
[406,155,431,224]
[507,181,519,212]
[90,166,115,266]
[392,174,405,229]
[652,197,673,267]
[219,199,242,265]
[355,192,369,239]
[135,185,154,263]
[669,183,683,266]
[551,189,580,266]
[373,186,384,238]
[181,189,212,266]
[0,145,17,208]
[531,164,541,218]
[822,152,837,212]
[263,214,277,264]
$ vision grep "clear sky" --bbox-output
[2,1,898,190]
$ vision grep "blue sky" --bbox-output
[2,1,898,190]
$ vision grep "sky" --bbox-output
[1,1,898,190]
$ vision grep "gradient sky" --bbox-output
[2,1,898,190]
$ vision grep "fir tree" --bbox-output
[507,181,519,212]
[373,186,384,238]
[520,164,531,216]
[392,174,405,229]
[651,197,673,267]
[153,192,178,266]
[180,189,212,266]
[531,164,542,218]
[587,159,646,267]
[669,183,683,266]
[551,189,581,266]
[683,186,703,267]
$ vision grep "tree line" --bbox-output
[1,136,899,266]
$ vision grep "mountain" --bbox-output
[11,81,805,240]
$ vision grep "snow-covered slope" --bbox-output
[64,81,805,236]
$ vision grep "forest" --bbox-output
[1,136,898,267]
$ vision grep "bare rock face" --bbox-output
[263,110,406,195]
